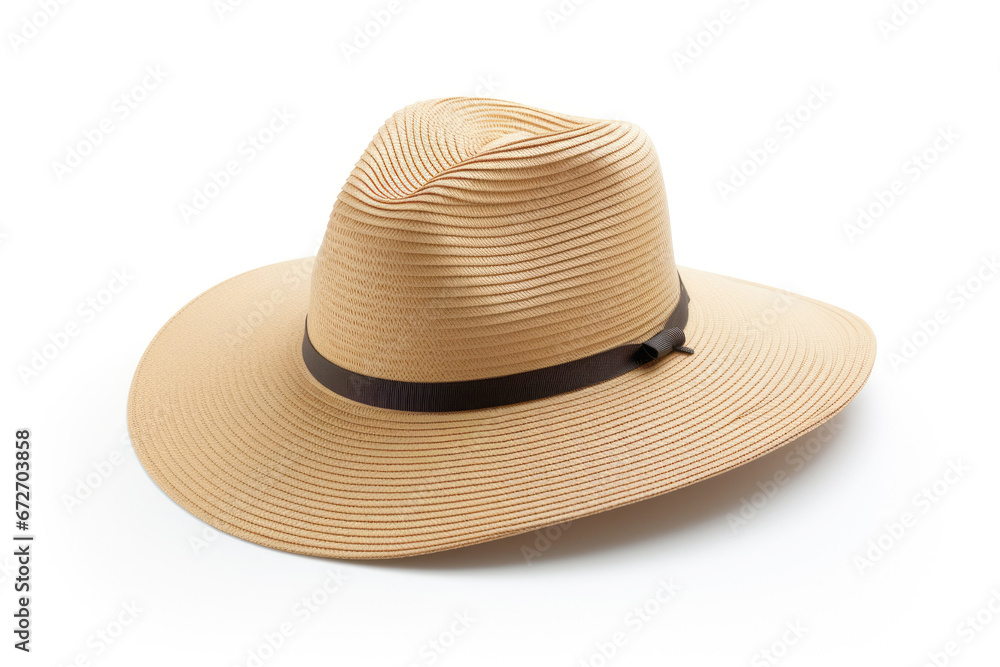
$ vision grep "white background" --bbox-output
[2,0,999,665]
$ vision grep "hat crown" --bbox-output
[307,98,680,382]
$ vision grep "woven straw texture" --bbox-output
[309,98,679,381]
[128,98,875,559]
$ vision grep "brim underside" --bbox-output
[127,260,875,559]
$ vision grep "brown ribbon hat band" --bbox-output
[302,277,694,412]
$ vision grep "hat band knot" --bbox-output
[301,275,694,413]
[637,327,694,362]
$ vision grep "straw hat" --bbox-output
[128,97,875,559]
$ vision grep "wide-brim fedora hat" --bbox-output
[128,97,876,559]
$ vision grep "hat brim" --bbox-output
[127,259,875,559]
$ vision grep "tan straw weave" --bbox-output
[128,98,875,559]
